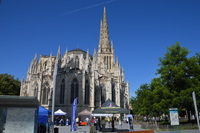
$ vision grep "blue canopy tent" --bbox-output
[38,106,51,133]
[38,106,51,125]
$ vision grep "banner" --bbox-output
[70,98,78,132]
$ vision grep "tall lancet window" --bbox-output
[60,79,65,104]
[42,82,50,105]
[44,61,47,69]
[34,83,38,98]
[75,56,79,69]
[71,78,79,103]
[101,88,105,105]
[85,80,90,104]
[112,84,115,103]
[104,56,107,65]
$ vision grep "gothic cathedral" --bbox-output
[20,7,130,115]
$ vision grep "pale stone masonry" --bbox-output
[20,7,130,116]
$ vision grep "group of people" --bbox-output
[54,116,70,126]
[89,116,117,133]
[53,115,122,132]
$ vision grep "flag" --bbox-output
[70,98,78,132]
[107,103,112,107]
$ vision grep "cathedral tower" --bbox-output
[98,7,115,73]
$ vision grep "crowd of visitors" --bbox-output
[53,115,123,133]
[54,116,69,126]
[88,116,121,133]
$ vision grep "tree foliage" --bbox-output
[131,42,200,119]
[0,73,21,95]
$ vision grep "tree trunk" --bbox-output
[187,109,191,122]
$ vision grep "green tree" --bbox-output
[130,96,139,115]
[134,84,154,116]
[157,42,190,92]
[131,42,200,122]
[0,73,21,95]
[157,42,200,121]
[150,77,172,115]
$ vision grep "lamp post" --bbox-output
[192,91,200,133]
[51,62,58,133]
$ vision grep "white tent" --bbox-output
[54,109,67,115]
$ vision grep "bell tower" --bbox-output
[98,7,114,73]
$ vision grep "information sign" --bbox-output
[169,108,179,126]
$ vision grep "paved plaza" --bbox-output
[54,122,200,133]
[54,122,148,133]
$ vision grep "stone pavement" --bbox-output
[55,122,147,133]
[55,123,200,133]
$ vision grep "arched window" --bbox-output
[44,61,47,69]
[112,84,115,103]
[60,79,65,104]
[42,82,50,105]
[75,56,79,69]
[85,80,90,104]
[71,78,79,103]
[120,89,124,108]
[34,83,38,98]
[101,88,105,104]
[104,56,106,65]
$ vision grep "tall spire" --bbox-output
[98,7,111,53]
[56,46,61,67]
[103,7,107,27]
[56,45,61,60]
[34,53,37,60]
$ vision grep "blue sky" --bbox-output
[0,0,200,97]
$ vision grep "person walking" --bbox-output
[95,117,99,131]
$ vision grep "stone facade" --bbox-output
[20,7,129,115]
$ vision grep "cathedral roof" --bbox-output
[40,54,55,58]
[68,48,92,59]
[68,48,87,53]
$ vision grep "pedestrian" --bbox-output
[100,117,106,132]
[116,116,119,125]
[66,119,69,126]
[107,117,111,127]
[111,117,115,132]
[56,116,60,125]
[76,117,79,126]
[90,117,95,133]
[59,117,64,126]
[85,117,89,125]
[95,117,99,131]
[98,117,102,131]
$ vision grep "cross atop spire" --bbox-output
[98,7,111,53]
